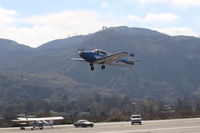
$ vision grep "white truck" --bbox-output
[130,114,142,125]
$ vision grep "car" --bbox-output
[130,114,142,125]
[74,120,94,127]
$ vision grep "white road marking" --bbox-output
[97,125,200,133]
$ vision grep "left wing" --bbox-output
[94,52,128,65]
[70,58,86,62]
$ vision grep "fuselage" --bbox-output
[79,51,106,63]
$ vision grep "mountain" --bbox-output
[0,72,108,103]
[0,26,200,101]
[0,38,31,54]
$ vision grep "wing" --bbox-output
[94,52,128,65]
[13,117,64,122]
[70,58,86,62]
[35,117,64,121]
[12,119,33,122]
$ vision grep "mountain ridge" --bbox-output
[0,26,200,101]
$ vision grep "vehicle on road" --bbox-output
[74,120,94,127]
[130,114,142,125]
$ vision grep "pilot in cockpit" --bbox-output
[93,49,108,55]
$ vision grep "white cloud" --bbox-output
[0,7,18,25]
[145,13,179,22]
[25,10,115,33]
[128,15,142,21]
[139,0,200,7]
[153,27,197,36]
[0,25,68,47]
[101,2,110,8]
[128,13,179,22]
[0,9,119,47]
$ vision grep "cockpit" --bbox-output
[92,49,108,55]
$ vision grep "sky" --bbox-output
[0,0,200,47]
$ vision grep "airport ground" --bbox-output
[0,118,200,133]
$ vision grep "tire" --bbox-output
[21,127,25,130]
[82,125,86,127]
[91,66,94,71]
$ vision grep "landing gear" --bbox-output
[90,63,94,71]
[20,127,25,130]
[89,63,106,71]
[101,65,105,70]
[91,66,94,71]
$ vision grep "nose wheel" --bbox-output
[101,65,105,70]
[90,63,95,71]
[91,66,94,71]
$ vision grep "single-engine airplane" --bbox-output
[71,49,139,71]
[12,116,64,130]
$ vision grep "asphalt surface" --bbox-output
[1,118,200,133]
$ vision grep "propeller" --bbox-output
[76,47,85,53]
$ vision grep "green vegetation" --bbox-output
[1,93,200,127]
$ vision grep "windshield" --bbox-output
[132,116,141,118]
[93,49,108,55]
[78,120,88,122]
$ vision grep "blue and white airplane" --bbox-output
[71,49,138,71]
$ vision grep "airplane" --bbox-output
[12,116,64,130]
[71,49,139,71]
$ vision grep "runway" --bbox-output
[1,118,200,133]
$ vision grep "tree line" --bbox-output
[0,93,200,127]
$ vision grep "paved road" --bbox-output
[1,118,200,133]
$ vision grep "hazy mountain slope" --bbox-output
[0,39,34,71]
[0,72,108,104]
[0,38,31,54]
[0,26,200,101]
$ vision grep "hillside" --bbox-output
[0,72,109,103]
[0,26,200,101]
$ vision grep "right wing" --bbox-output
[94,52,128,65]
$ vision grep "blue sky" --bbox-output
[0,0,200,47]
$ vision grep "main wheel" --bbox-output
[21,127,25,130]
[91,66,94,71]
